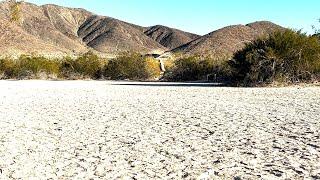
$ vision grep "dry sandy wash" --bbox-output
[0,81,319,179]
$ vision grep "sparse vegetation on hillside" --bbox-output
[9,0,23,23]
[229,29,320,86]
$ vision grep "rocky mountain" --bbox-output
[171,21,283,58]
[0,18,68,57]
[0,1,91,56]
[0,1,165,57]
[0,1,284,58]
[144,25,200,50]
[78,16,165,54]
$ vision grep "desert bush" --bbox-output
[104,53,161,80]
[17,55,60,78]
[0,56,61,79]
[0,58,16,78]
[60,51,104,79]
[0,52,104,79]
[163,59,175,72]
[0,52,162,80]
[145,57,161,78]
[229,29,320,86]
[165,56,231,82]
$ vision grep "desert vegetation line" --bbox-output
[0,52,161,80]
[0,29,319,86]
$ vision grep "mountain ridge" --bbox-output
[0,1,283,58]
[144,25,200,50]
[170,21,283,58]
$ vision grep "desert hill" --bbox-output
[0,1,165,56]
[144,25,200,50]
[0,1,284,58]
[78,15,166,54]
[171,21,283,58]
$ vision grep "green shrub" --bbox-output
[60,51,104,79]
[0,52,162,80]
[229,29,320,86]
[104,53,161,80]
[145,57,162,78]
[0,52,104,79]
[0,58,16,78]
[0,56,62,79]
[17,55,60,78]
[165,56,231,82]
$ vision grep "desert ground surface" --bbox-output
[0,80,319,179]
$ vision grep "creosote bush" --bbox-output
[103,52,161,80]
[60,51,104,79]
[165,56,231,82]
[0,55,60,79]
[229,29,320,86]
[0,58,16,78]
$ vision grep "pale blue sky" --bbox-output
[25,0,319,35]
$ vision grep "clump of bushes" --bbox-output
[0,55,60,79]
[0,52,105,79]
[0,52,162,80]
[229,29,320,86]
[60,51,104,79]
[103,52,161,80]
[164,56,231,82]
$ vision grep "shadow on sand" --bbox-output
[111,82,226,87]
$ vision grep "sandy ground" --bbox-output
[0,80,319,179]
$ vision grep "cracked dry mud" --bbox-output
[0,81,319,179]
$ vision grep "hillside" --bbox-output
[78,16,166,54]
[0,1,165,56]
[144,25,200,50]
[0,18,69,57]
[0,1,91,56]
[171,21,283,58]
[0,1,284,58]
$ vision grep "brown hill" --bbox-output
[0,1,91,56]
[78,16,166,54]
[171,21,283,58]
[0,1,165,56]
[144,25,200,50]
[0,1,284,58]
[0,18,68,57]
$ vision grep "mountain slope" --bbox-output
[0,19,69,57]
[144,25,200,50]
[171,21,283,58]
[78,15,166,54]
[0,1,91,55]
[0,1,284,57]
[0,1,165,56]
